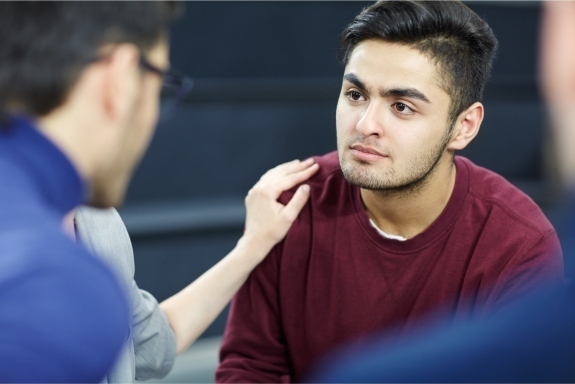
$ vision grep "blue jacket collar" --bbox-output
[0,115,86,215]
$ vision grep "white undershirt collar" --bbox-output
[369,219,408,241]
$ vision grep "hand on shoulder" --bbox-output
[241,158,319,258]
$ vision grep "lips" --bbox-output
[350,144,386,157]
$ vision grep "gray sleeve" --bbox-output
[75,206,177,381]
[132,282,177,381]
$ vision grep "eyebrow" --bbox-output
[381,88,431,104]
[343,72,431,104]
[343,73,367,92]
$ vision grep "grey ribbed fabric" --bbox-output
[75,206,177,383]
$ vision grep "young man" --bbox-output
[0,2,316,382]
[216,1,564,382]
[311,2,575,381]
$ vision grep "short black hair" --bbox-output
[0,2,181,118]
[340,0,498,124]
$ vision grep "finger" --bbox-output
[261,160,317,186]
[261,158,315,181]
[280,184,311,223]
[272,163,319,193]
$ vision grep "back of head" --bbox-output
[0,2,181,120]
[340,0,498,123]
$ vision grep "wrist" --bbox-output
[235,235,275,263]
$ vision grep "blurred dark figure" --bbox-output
[0,3,179,382]
[310,1,575,382]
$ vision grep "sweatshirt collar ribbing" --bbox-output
[352,156,470,253]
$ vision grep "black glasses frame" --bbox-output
[139,55,194,123]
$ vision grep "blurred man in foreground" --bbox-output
[0,2,317,382]
[310,1,575,382]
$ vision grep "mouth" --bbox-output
[350,144,387,162]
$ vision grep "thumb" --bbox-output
[281,184,311,223]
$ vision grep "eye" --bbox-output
[392,102,414,115]
[345,90,365,102]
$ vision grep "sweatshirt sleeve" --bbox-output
[216,243,293,383]
[493,229,564,306]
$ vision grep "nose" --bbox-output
[356,101,384,138]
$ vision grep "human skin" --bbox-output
[46,33,321,355]
[336,40,484,239]
[62,160,318,355]
[37,38,169,208]
[540,1,575,190]
[159,158,318,353]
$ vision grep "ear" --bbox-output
[447,102,484,151]
[101,44,141,125]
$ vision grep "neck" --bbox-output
[361,156,457,239]
[36,107,99,182]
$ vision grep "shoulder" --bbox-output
[285,151,344,192]
[457,156,555,236]
[0,224,120,284]
[74,205,132,257]
[75,205,135,285]
[0,226,130,330]
[75,206,126,231]
[279,151,345,205]
[0,221,130,313]
[312,151,342,178]
[0,229,130,381]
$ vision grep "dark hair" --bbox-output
[0,2,182,118]
[340,0,498,124]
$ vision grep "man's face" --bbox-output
[90,38,169,207]
[336,39,454,192]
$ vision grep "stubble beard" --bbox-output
[339,129,452,198]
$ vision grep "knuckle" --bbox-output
[250,185,272,199]
[282,210,297,222]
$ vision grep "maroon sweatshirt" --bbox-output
[217,152,563,383]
